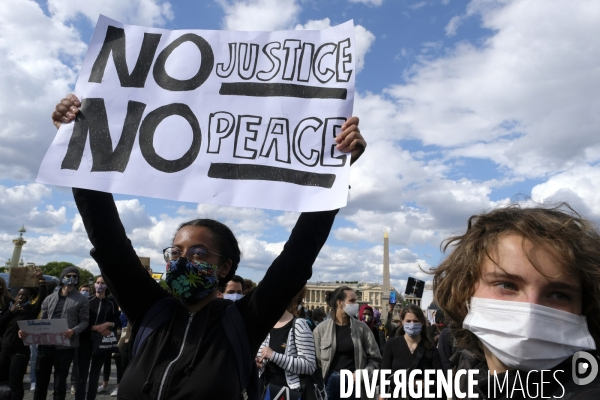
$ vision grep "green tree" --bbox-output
[38,261,95,286]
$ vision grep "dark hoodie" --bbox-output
[359,304,381,352]
[0,282,48,354]
[73,188,338,400]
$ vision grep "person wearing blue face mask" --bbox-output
[223,275,246,301]
[75,276,121,400]
[381,304,443,399]
[32,266,89,400]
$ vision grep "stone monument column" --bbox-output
[382,231,390,319]
[10,225,27,269]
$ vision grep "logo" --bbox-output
[572,351,599,385]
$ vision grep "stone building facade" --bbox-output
[304,282,397,313]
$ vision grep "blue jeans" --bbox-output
[326,371,357,400]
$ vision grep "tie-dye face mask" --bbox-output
[165,258,219,305]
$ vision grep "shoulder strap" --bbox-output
[408,344,425,373]
[223,303,259,400]
[132,297,177,358]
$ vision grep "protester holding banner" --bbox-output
[0,270,47,400]
[51,94,366,399]
[76,276,120,400]
[313,286,381,400]
[380,304,443,400]
[433,204,600,398]
[32,266,89,400]
[257,287,320,400]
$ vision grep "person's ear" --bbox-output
[217,259,232,278]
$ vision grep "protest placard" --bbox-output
[37,15,355,212]
[9,266,40,288]
[17,319,70,346]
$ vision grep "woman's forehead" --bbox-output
[174,225,215,246]
[483,234,580,285]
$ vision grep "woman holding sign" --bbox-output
[52,94,366,400]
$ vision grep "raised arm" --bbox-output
[237,207,338,352]
[236,117,366,353]
[72,188,167,324]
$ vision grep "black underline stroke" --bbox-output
[219,82,347,100]
[207,163,336,188]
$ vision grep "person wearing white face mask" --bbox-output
[222,275,245,301]
[313,286,381,400]
[434,204,600,399]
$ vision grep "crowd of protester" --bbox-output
[1,94,600,400]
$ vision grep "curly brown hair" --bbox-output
[433,202,600,360]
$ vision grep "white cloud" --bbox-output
[531,165,600,223]
[79,258,101,276]
[386,0,600,180]
[409,1,427,10]
[295,19,375,72]
[115,199,153,231]
[0,184,66,231]
[0,0,174,182]
[47,0,174,26]
[309,244,431,284]
[445,15,463,36]
[0,0,86,181]
[349,0,384,6]
[218,0,301,30]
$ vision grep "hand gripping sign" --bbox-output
[37,15,356,212]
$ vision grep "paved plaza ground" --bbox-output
[21,359,119,400]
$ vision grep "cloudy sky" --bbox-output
[1,0,599,299]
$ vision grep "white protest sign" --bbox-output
[37,15,355,212]
[17,319,71,346]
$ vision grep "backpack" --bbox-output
[449,348,479,398]
[131,297,259,400]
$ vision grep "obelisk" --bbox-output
[382,230,390,305]
[10,225,27,268]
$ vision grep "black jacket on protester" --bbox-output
[80,295,121,342]
[0,282,48,354]
[73,188,338,400]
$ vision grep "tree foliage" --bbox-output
[38,261,95,286]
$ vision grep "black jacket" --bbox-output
[0,282,48,353]
[80,295,121,342]
[73,188,337,400]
